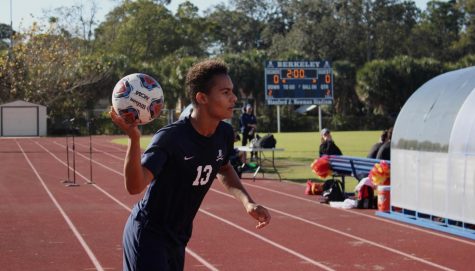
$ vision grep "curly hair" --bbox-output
[185,59,229,105]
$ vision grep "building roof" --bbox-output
[0,100,46,108]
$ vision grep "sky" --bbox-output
[0,0,226,30]
[1,0,434,31]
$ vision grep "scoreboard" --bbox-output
[264,60,333,105]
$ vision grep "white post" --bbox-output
[318,105,322,132]
[9,0,13,51]
[277,105,281,133]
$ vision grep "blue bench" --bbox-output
[327,155,390,193]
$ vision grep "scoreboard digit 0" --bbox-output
[265,61,333,105]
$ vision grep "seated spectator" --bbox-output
[376,127,393,160]
[319,128,342,157]
[367,129,389,159]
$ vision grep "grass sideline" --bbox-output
[112,130,382,191]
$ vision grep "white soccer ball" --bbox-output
[112,73,164,125]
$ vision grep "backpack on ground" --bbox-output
[355,185,376,209]
[321,179,345,203]
[257,134,276,148]
[305,180,324,195]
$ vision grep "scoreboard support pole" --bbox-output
[277,105,281,133]
[318,105,322,132]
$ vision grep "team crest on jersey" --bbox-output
[216,149,224,162]
[139,74,159,90]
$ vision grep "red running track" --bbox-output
[1,136,474,270]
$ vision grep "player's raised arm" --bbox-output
[110,108,153,194]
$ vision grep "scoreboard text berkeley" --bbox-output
[264,60,333,105]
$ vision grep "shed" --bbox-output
[0,100,47,136]
[385,66,475,239]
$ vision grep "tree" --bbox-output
[222,49,267,100]
[0,21,111,121]
[174,1,209,56]
[266,0,338,60]
[154,54,197,111]
[0,23,14,50]
[41,0,100,44]
[455,0,475,56]
[206,5,265,53]
[410,0,465,60]
[356,56,443,116]
[332,60,362,116]
[365,0,419,61]
[93,0,181,69]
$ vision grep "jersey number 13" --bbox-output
[192,165,212,186]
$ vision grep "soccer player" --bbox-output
[110,59,271,271]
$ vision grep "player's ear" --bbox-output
[195,91,208,105]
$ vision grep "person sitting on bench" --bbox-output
[367,129,389,159]
[319,128,342,157]
[376,127,392,160]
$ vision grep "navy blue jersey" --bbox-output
[135,116,234,245]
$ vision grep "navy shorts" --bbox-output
[123,213,185,271]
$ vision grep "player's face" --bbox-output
[205,74,236,120]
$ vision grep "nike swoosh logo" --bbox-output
[184,156,194,160]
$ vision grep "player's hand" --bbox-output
[109,107,141,139]
[246,203,271,229]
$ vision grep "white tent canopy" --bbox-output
[392,66,475,225]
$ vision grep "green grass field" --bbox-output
[112,130,381,190]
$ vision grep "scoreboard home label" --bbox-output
[264,60,334,105]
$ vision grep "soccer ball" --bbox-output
[112,73,164,125]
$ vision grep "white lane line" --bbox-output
[199,208,334,270]
[211,188,455,271]
[40,142,130,210]
[16,140,105,271]
[73,141,123,161]
[52,141,123,176]
[185,248,220,271]
[37,140,219,271]
[87,140,127,152]
[243,182,475,247]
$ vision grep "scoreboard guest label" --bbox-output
[265,60,334,105]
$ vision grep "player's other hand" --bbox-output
[246,203,271,229]
[109,106,141,139]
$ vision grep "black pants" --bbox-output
[123,214,185,271]
[241,129,254,146]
